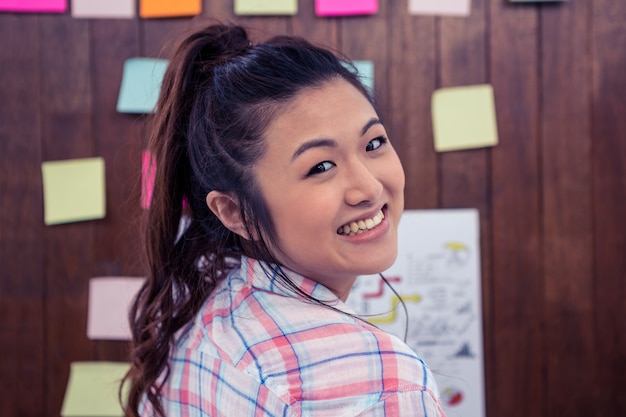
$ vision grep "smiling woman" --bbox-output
[248,78,405,300]
[123,23,446,417]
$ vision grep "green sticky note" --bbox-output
[61,362,130,416]
[432,84,499,152]
[116,58,168,114]
[234,0,297,15]
[41,157,106,225]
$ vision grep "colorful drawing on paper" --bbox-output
[347,209,486,417]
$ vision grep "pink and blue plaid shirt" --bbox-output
[148,256,446,416]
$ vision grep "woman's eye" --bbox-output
[366,136,388,152]
[307,161,335,176]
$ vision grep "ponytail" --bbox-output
[123,25,252,417]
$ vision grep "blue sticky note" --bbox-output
[344,60,374,93]
[116,58,168,114]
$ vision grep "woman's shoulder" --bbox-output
[172,272,442,414]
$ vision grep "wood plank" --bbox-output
[591,1,626,414]
[90,19,142,361]
[540,2,597,415]
[39,15,95,416]
[489,2,544,416]
[338,6,389,146]
[386,10,438,210]
[438,0,492,415]
[291,0,338,48]
[0,14,45,417]
[238,16,289,41]
[141,19,195,59]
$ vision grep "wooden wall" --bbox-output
[1,1,625,416]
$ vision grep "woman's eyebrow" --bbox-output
[291,118,382,161]
[361,118,383,136]
[292,138,338,160]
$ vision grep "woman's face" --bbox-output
[254,78,405,300]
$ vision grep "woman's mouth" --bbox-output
[337,208,385,236]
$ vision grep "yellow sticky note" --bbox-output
[234,0,297,15]
[61,362,130,417]
[139,0,201,18]
[41,157,106,225]
[432,84,499,152]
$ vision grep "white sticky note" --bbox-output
[409,0,471,16]
[71,0,135,18]
[87,277,144,340]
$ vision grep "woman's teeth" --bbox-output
[337,210,385,236]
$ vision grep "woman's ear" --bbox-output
[206,191,250,240]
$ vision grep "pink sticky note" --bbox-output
[141,151,156,209]
[315,0,377,16]
[0,0,67,12]
[87,277,144,340]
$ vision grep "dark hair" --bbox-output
[123,23,373,417]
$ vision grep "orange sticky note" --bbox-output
[139,0,201,18]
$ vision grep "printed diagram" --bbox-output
[442,386,464,407]
[348,209,485,417]
[368,294,422,325]
[444,241,470,266]
[347,210,485,417]
[355,276,422,324]
[452,342,476,359]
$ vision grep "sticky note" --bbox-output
[61,362,130,417]
[141,151,156,209]
[315,0,378,16]
[234,0,297,15]
[408,0,471,16]
[42,157,106,225]
[87,277,144,340]
[0,0,66,12]
[139,0,200,17]
[71,0,134,18]
[116,58,168,114]
[431,84,498,152]
[350,60,374,93]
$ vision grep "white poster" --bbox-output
[348,209,485,417]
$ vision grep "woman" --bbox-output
[124,23,446,417]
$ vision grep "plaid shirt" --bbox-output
[148,256,446,416]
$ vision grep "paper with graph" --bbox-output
[348,209,485,417]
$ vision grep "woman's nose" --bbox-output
[344,161,383,206]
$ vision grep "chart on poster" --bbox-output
[348,209,485,417]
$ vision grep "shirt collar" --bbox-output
[238,255,356,314]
